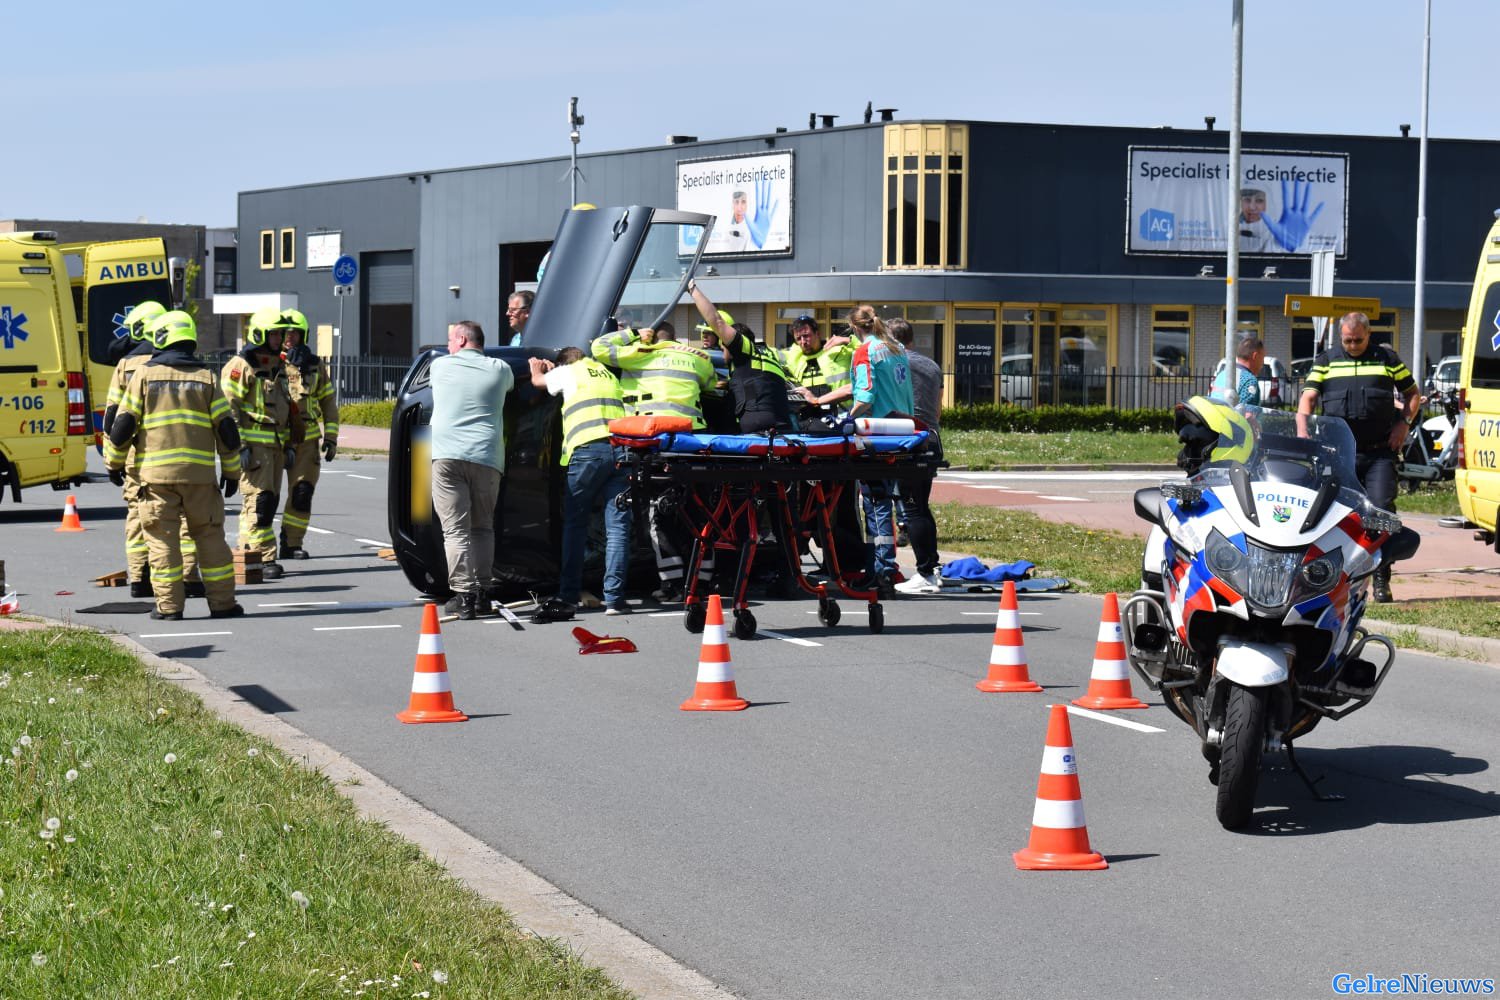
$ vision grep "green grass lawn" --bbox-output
[1392,480,1463,517]
[935,502,1143,595]
[0,627,631,999]
[942,429,1176,469]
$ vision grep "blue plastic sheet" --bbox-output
[939,557,1036,582]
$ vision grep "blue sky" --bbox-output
[2,0,1491,226]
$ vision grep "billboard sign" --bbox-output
[676,151,793,259]
[306,231,343,270]
[1126,147,1348,256]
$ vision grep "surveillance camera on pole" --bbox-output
[564,97,587,205]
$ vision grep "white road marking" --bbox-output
[313,624,403,632]
[1087,489,1138,495]
[1037,495,1090,503]
[757,629,822,647]
[257,601,340,607]
[944,471,1167,482]
[961,611,1042,616]
[802,608,869,616]
[346,474,377,481]
[140,631,233,639]
[1059,704,1165,733]
[647,612,680,618]
[357,538,392,547]
[304,525,334,534]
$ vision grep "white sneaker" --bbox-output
[894,572,942,595]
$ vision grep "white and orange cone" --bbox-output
[1071,592,1147,710]
[1014,704,1108,871]
[397,603,468,724]
[680,594,749,711]
[55,494,85,533]
[976,579,1042,693]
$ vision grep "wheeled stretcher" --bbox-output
[610,428,941,638]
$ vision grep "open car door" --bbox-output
[387,205,714,599]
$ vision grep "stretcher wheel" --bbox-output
[684,602,707,634]
[868,603,884,634]
[733,609,757,640]
[817,599,841,627]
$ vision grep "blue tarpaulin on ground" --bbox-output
[940,557,1035,582]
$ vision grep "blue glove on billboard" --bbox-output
[1263,178,1325,252]
[746,175,779,249]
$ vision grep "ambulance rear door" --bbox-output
[1457,229,1500,543]
[75,239,172,444]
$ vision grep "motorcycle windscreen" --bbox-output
[524,206,713,350]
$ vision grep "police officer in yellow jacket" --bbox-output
[274,310,338,559]
[104,311,243,621]
[105,300,166,598]
[781,313,855,428]
[222,309,301,579]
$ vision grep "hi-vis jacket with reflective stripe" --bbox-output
[553,357,625,464]
[105,350,153,470]
[781,340,854,395]
[222,355,295,448]
[591,329,716,429]
[286,359,339,442]
[105,364,242,485]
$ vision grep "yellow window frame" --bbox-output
[279,228,296,269]
[882,124,968,271]
[259,230,275,270]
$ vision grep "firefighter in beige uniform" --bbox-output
[221,309,302,580]
[275,311,338,559]
[105,300,166,597]
[104,311,243,621]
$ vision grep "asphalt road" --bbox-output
[5,457,1498,1000]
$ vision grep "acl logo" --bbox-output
[1139,208,1175,243]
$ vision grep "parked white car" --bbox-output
[1427,355,1461,396]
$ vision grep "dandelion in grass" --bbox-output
[211,829,223,839]
[246,930,256,940]
[65,769,78,782]
[290,890,309,911]
[19,734,31,746]
[63,835,75,844]
[45,817,60,830]
[39,829,55,841]
[163,753,177,764]
[47,697,55,704]
[156,707,168,717]
[9,747,18,758]
[32,952,46,967]
[431,970,448,984]
[247,747,260,757]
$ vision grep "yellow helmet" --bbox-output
[269,308,309,337]
[246,308,279,348]
[694,310,734,334]
[1175,395,1255,471]
[124,301,167,342]
[147,310,197,352]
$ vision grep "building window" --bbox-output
[769,304,827,350]
[1059,307,1112,407]
[279,228,296,268]
[260,230,275,270]
[1151,307,1194,377]
[1223,306,1263,341]
[882,124,967,270]
[214,253,237,293]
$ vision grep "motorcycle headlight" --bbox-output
[1205,529,1246,579]
[1204,529,1301,609]
[1290,547,1344,602]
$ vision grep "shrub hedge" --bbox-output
[939,404,1174,433]
[339,400,396,427]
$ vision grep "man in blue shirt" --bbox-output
[429,320,514,619]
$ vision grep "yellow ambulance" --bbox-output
[0,231,171,503]
[1456,212,1500,552]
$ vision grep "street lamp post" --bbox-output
[1225,0,1244,370]
[1412,0,1433,392]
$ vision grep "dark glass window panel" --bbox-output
[923,174,941,266]
[924,155,941,170]
[902,175,917,265]
[886,176,898,264]
[948,155,963,170]
[946,175,962,266]
[902,155,918,170]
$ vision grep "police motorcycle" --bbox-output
[388,205,715,599]
[1397,387,1463,490]
[1123,399,1421,830]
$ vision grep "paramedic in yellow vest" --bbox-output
[222,309,300,580]
[591,322,717,602]
[274,310,338,559]
[104,311,243,621]
[526,348,630,623]
[782,313,855,429]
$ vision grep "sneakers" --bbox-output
[209,603,245,619]
[603,601,631,616]
[262,562,285,581]
[532,598,576,624]
[149,609,183,621]
[129,580,152,599]
[895,571,943,595]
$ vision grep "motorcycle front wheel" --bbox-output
[1216,682,1269,830]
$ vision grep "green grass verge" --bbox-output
[942,429,1176,469]
[0,628,631,999]
[1392,480,1463,517]
[1361,598,1500,640]
[934,502,1143,594]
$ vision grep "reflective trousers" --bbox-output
[280,441,322,548]
[238,444,284,562]
[140,482,237,615]
[125,470,200,583]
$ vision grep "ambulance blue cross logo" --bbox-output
[111,305,136,341]
[1491,306,1500,352]
[0,305,29,350]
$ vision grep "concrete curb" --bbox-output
[42,621,732,1000]
[1360,618,1500,666]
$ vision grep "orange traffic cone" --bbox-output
[397,603,468,724]
[976,579,1042,693]
[55,494,85,532]
[680,594,749,711]
[1014,704,1108,871]
[1071,592,1147,710]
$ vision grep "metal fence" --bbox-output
[329,356,414,403]
[950,365,1224,411]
